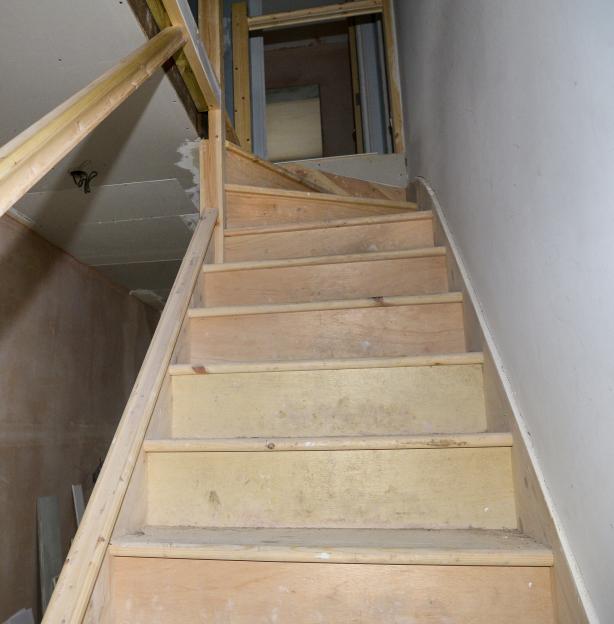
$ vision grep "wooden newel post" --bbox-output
[199,0,227,263]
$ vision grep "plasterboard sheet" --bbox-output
[13,179,196,227]
[95,260,182,292]
[50,215,196,265]
[0,1,199,194]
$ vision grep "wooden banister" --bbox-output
[41,210,218,624]
[0,27,186,219]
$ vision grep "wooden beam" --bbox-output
[232,2,252,151]
[0,27,185,219]
[159,0,222,108]
[381,0,405,153]
[129,0,205,132]
[247,0,383,31]
[200,0,227,262]
[41,211,218,624]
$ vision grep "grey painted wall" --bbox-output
[394,1,612,620]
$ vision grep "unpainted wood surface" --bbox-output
[111,558,554,623]
[281,162,407,200]
[171,362,486,437]
[226,143,314,191]
[186,300,466,363]
[224,213,433,260]
[226,185,415,227]
[232,2,252,150]
[147,447,515,529]
[144,432,513,453]
[247,0,383,30]
[202,253,448,305]
[111,526,552,566]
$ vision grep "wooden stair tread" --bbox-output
[224,210,432,237]
[225,183,418,211]
[202,247,445,273]
[143,433,512,453]
[188,292,462,318]
[169,352,484,375]
[110,527,553,567]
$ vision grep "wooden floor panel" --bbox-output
[146,447,516,529]
[111,558,554,624]
[202,253,448,306]
[224,216,434,261]
[171,362,486,437]
[187,302,466,363]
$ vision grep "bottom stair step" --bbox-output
[109,529,554,624]
[111,526,553,567]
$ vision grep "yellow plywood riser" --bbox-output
[224,217,434,261]
[202,255,448,306]
[186,302,466,363]
[110,558,554,624]
[146,448,516,529]
[171,364,487,438]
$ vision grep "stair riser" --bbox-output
[202,256,448,306]
[111,559,553,624]
[171,364,486,438]
[224,219,434,261]
[146,448,515,529]
[187,303,466,363]
[226,193,409,228]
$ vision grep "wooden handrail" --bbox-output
[42,210,218,624]
[247,0,383,31]
[0,27,186,219]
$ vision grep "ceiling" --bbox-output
[2,0,201,307]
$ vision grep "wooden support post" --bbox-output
[348,23,365,154]
[381,0,405,154]
[232,2,252,152]
[200,0,227,262]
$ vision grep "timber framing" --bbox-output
[247,0,383,31]
[242,0,405,154]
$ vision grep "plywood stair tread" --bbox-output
[168,351,485,375]
[224,210,432,237]
[143,433,511,453]
[202,247,445,273]
[225,183,418,211]
[188,292,462,318]
[110,527,553,567]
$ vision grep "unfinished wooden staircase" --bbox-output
[100,170,555,622]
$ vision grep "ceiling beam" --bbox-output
[247,0,383,32]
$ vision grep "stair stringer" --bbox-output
[413,177,592,624]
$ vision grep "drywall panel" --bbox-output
[0,1,199,194]
[394,1,610,619]
[0,214,156,621]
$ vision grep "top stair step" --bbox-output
[225,184,418,228]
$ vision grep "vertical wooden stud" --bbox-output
[381,0,405,154]
[232,1,253,151]
[348,22,365,154]
[200,0,227,263]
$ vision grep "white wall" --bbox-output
[394,1,614,620]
